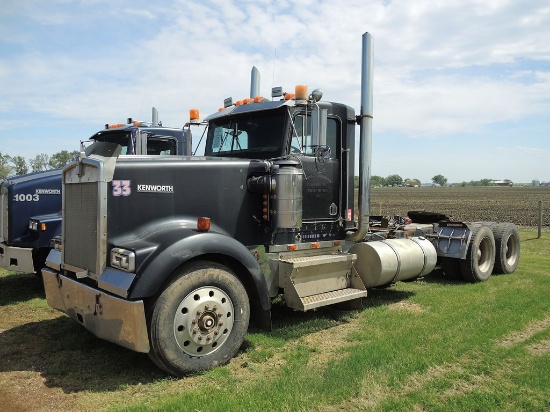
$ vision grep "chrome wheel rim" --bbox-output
[173,286,234,356]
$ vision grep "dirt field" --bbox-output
[370,186,550,229]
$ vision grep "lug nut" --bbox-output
[206,335,212,341]
[218,312,223,317]
[193,327,199,334]
[204,304,210,310]
[219,321,224,326]
[191,319,197,324]
[198,335,203,341]
[196,309,202,315]
[213,305,218,311]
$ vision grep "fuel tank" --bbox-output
[349,237,437,287]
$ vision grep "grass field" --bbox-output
[1,231,549,411]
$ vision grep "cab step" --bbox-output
[279,253,367,311]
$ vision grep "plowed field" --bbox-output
[370,186,550,229]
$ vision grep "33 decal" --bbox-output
[112,180,131,197]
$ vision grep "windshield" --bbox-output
[204,109,286,159]
[92,131,177,155]
[94,132,132,154]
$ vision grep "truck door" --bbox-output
[292,114,342,234]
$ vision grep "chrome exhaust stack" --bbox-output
[347,32,374,242]
[250,66,260,98]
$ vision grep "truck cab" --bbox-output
[0,116,190,274]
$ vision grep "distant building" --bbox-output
[532,180,540,187]
[491,179,513,187]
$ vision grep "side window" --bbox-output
[147,137,177,155]
[293,115,339,159]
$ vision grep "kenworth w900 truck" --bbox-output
[42,33,520,376]
[1,109,191,274]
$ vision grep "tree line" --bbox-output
[355,174,448,188]
[0,150,79,180]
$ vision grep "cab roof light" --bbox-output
[197,216,211,232]
[189,109,200,123]
[253,96,264,103]
[284,93,295,100]
[295,85,308,100]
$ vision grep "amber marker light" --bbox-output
[295,85,308,100]
[287,244,298,251]
[190,109,200,123]
[197,217,211,232]
[311,242,320,249]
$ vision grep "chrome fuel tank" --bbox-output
[349,237,437,287]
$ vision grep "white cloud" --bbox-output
[0,0,549,183]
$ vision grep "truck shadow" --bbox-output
[0,285,415,394]
[417,267,464,285]
[264,288,416,341]
[0,272,45,305]
[0,317,166,393]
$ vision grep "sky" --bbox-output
[1,0,549,184]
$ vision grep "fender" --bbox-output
[124,228,271,311]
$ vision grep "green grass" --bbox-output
[1,232,549,411]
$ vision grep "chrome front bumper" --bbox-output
[0,243,35,273]
[42,267,150,353]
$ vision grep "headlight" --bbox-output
[110,247,135,272]
[54,236,62,251]
[29,219,46,231]
[29,220,38,231]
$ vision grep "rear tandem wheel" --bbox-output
[459,225,496,282]
[492,223,520,274]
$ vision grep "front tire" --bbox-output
[148,261,250,376]
[459,225,495,282]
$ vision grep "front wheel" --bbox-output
[148,261,250,376]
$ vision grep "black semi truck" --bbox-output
[42,33,520,376]
[1,110,190,274]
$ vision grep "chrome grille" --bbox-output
[0,187,7,242]
[64,182,99,275]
